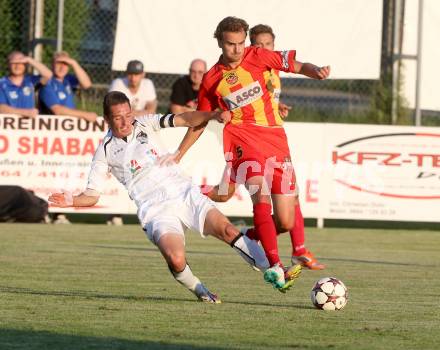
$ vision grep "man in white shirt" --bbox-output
[48,91,270,303]
[109,60,157,115]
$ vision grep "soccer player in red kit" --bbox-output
[176,17,330,290]
[203,24,325,271]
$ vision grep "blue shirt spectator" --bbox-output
[38,51,96,122]
[39,74,79,113]
[0,75,41,108]
[0,51,52,118]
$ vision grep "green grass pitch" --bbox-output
[0,223,439,349]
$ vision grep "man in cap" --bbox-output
[109,60,157,116]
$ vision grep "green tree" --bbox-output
[0,0,14,75]
[42,0,90,64]
[0,0,29,76]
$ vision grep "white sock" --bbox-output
[231,234,270,271]
[172,264,201,292]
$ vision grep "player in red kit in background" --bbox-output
[176,17,329,291]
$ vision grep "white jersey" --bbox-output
[109,78,157,111]
[86,115,192,212]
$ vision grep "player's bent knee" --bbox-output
[277,217,295,232]
[166,252,186,272]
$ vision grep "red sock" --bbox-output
[253,202,281,267]
[290,203,306,256]
[244,227,258,240]
[246,217,281,240]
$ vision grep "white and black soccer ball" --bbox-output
[311,277,348,311]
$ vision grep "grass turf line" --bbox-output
[0,223,439,350]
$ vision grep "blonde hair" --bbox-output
[53,51,70,62]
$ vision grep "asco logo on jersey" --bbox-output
[331,132,440,199]
[223,81,263,110]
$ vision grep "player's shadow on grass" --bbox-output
[93,244,235,257]
[0,328,231,350]
[0,285,197,303]
[0,285,310,309]
[322,257,438,268]
[94,244,439,268]
[227,299,315,310]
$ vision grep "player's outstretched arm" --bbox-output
[48,191,99,207]
[171,110,230,163]
[174,126,206,163]
[162,110,227,164]
[294,61,330,80]
[174,110,231,127]
[203,183,236,202]
[201,163,236,202]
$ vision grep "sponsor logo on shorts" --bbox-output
[225,72,238,85]
[236,145,243,159]
[223,81,263,110]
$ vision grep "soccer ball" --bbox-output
[311,277,348,311]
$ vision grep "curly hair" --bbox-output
[214,16,249,40]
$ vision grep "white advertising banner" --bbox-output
[0,114,136,214]
[162,122,440,222]
[401,0,440,111]
[1,115,439,222]
[112,0,382,79]
[283,122,326,219]
[321,124,440,222]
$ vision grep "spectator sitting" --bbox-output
[0,51,52,118]
[39,51,97,122]
[169,59,207,114]
[109,60,157,116]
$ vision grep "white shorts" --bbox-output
[140,184,216,245]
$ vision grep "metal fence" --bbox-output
[0,0,438,125]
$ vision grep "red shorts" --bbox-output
[223,123,296,195]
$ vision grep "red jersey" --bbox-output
[198,46,296,127]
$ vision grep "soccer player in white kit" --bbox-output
[49,91,269,303]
